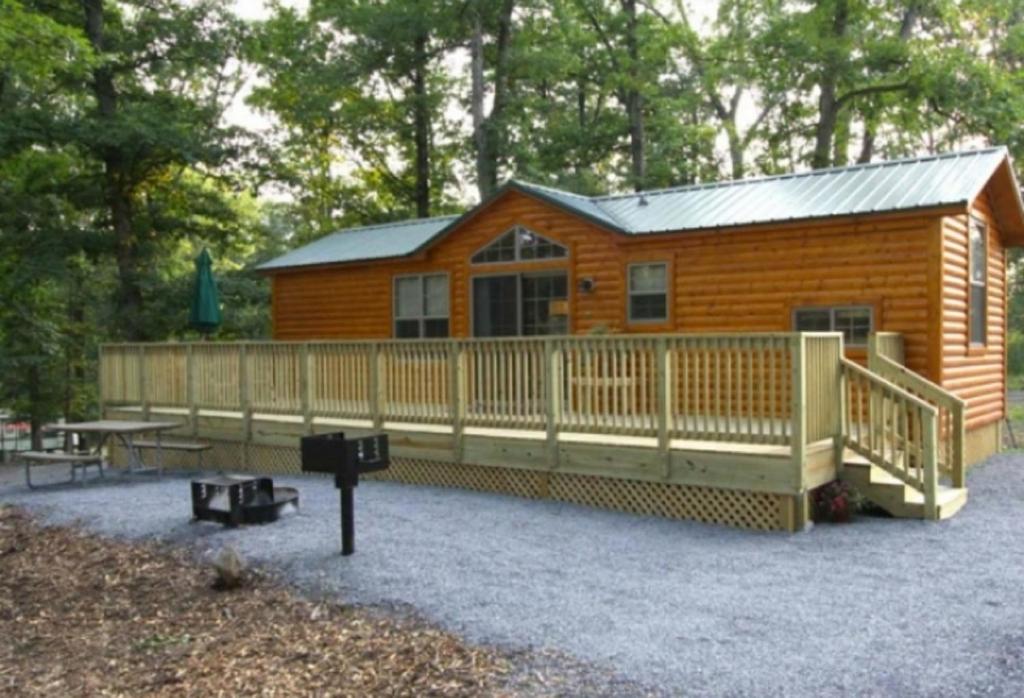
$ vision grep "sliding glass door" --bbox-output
[472,272,568,337]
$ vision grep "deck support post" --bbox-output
[835,356,847,478]
[544,339,562,470]
[97,347,105,420]
[449,340,464,463]
[239,344,251,466]
[922,409,940,520]
[369,343,383,430]
[186,344,198,438]
[951,402,965,488]
[300,342,313,435]
[655,337,672,478]
[138,345,150,421]
[790,334,807,503]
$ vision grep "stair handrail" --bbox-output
[867,336,966,488]
[839,358,941,520]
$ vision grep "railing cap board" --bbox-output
[840,358,939,415]
[102,332,844,352]
[872,354,967,409]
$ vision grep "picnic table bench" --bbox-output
[132,440,211,468]
[19,451,104,489]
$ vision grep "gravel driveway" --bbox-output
[3,456,1023,697]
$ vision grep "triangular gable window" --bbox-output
[471,225,568,264]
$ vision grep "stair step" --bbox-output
[840,458,968,520]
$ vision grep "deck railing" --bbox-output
[99,333,845,456]
[839,358,940,518]
[867,333,966,487]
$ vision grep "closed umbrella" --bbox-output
[189,248,222,337]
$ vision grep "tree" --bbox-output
[74,0,248,338]
[469,0,516,199]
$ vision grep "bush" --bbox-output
[811,480,864,524]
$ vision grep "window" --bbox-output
[969,217,987,345]
[394,274,449,338]
[793,306,872,346]
[472,272,569,337]
[628,263,668,323]
[471,226,567,264]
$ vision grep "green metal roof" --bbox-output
[259,147,1018,271]
[258,215,459,271]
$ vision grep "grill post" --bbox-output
[300,432,389,557]
[340,485,355,556]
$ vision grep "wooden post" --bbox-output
[922,407,940,520]
[239,343,251,464]
[448,340,464,462]
[835,354,848,477]
[369,342,383,430]
[97,346,107,421]
[655,337,672,478]
[544,339,562,469]
[186,344,198,438]
[300,342,313,435]
[138,345,150,420]
[790,334,807,494]
[951,401,966,488]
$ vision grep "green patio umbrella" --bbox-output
[189,248,222,337]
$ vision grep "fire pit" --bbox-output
[190,475,299,527]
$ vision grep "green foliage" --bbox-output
[2,0,1024,436]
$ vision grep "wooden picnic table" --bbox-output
[45,420,181,476]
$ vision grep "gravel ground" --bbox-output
[3,457,1024,697]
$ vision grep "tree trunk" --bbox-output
[724,121,745,179]
[412,32,430,218]
[621,0,645,190]
[83,0,144,340]
[471,0,514,201]
[857,120,876,163]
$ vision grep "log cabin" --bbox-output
[99,147,1024,531]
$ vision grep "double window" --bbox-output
[471,226,567,264]
[969,217,988,345]
[394,274,449,338]
[472,272,569,337]
[628,263,668,323]
[793,306,872,346]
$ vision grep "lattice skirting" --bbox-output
[109,441,787,531]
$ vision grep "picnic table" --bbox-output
[40,420,181,480]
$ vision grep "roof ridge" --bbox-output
[592,146,1008,203]
[509,178,598,202]
[508,179,634,230]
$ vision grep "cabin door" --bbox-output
[472,272,568,337]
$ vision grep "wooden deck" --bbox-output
[99,332,965,529]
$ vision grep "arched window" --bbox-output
[471,225,567,264]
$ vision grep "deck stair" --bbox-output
[840,453,967,520]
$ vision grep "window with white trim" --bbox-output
[471,226,567,264]
[394,274,449,338]
[969,216,987,345]
[628,263,668,323]
[793,306,872,346]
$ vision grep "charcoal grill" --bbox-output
[191,475,299,527]
[300,432,389,555]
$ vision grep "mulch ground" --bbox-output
[0,506,515,696]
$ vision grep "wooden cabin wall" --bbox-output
[938,192,1008,433]
[270,190,942,380]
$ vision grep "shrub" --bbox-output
[811,480,864,523]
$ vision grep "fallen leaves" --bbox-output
[0,506,513,696]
